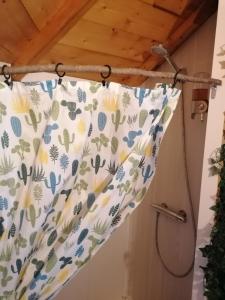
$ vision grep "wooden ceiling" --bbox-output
[0,0,218,85]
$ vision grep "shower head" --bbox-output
[151,44,179,72]
[151,44,169,57]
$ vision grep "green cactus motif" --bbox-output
[30,88,40,107]
[111,109,126,131]
[50,100,60,121]
[14,233,27,255]
[91,154,106,174]
[25,204,41,227]
[6,201,18,220]
[117,180,132,196]
[33,138,41,155]
[161,106,172,124]
[139,109,148,128]
[84,98,98,112]
[0,155,15,176]
[128,157,140,181]
[93,220,109,235]
[11,139,30,160]
[17,163,32,185]
[79,161,90,175]
[46,248,57,273]
[25,109,42,132]
[89,82,101,93]
[91,133,109,151]
[75,235,102,269]
[73,179,88,195]
[0,266,13,287]
[58,129,75,153]
[136,187,147,202]
[0,178,20,196]
[0,246,13,262]
[111,136,118,154]
[122,92,130,108]
[0,101,6,123]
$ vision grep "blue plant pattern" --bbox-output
[0,79,180,298]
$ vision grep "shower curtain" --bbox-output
[0,78,180,300]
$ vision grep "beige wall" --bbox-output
[22,13,216,300]
[127,13,216,300]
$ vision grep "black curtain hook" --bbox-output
[55,63,66,84]
[1,64,13,88]
[172,68,182,88]
[100,65,111,87]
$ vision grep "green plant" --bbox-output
[0,155,14,175]
[200,144,225,299]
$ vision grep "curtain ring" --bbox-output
[100,65,111,87]
[55,63,66,84]
[172,69,182,88]
[172,68,182,88]
[1,65,13,88]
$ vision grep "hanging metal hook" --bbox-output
[172,68,182,88]
[100,64,111,87]
[55,63,66,84]
[1,64,13,88]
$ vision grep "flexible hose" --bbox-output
[155,82,197,278]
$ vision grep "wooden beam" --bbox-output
[14,0,97,66]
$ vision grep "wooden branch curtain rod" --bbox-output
[0,64,222,86]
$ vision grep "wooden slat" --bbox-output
[84,0,177,41]
[14,0,97,66]
[140,0,154,4]
[60,19,152,62]
[155,0,189,15]
[0,0,38,61]
[21,0,66,30]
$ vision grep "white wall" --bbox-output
[192,1,225,299]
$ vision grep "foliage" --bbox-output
[60,154,69,172]
[49,145,59,163]
[200,144,225,299]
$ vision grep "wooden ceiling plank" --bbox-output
[142,0,190,15]
[21,0,66,31]
[99,0,177,25]
[39,43,141,68]
[14,0,98,66]
[83,0,177,41]
[60,19,152,62]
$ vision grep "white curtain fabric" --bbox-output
[0,79,180,299]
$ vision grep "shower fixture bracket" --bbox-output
[152,203,187,223]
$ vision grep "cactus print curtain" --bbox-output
[0,79,180,299]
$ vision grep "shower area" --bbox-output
[0,0,220,299]
[53,12,217,300]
